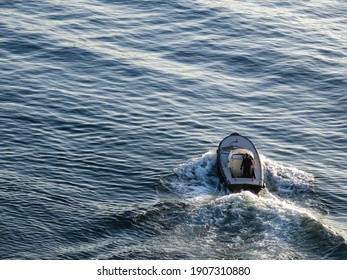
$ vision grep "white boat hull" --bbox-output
[217,132,265,194]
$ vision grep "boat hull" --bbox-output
[216,132,265,194]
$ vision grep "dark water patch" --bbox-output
[323,241,347,260]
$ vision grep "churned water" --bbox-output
[0,0,346,259]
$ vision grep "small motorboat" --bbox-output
[217,132,265,194]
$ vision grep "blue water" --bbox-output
[0,0,346,259]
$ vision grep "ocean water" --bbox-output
[0,0,346,260]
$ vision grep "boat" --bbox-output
[217,132,265,194]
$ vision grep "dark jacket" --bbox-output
[241,157,252,169]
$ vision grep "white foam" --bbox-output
[261,154,314,193]
[173,150,217,181]
[170,150,220,199]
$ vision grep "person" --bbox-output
[240,154,252,178]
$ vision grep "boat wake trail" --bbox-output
[154,151,347,259]
[262,155,315,197]
[159,150,221,199]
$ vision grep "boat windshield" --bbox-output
[232,154,244,159]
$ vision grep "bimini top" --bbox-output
[230,148,254,158]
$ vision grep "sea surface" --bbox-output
[0,0,346,260]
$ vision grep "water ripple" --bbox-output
[1,0,346,259]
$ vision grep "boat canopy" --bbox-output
[229,149,254,158]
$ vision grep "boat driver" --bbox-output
[240,154,253,178]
